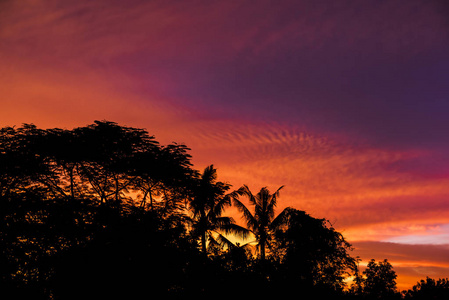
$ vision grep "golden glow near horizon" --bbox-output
[185,122,449,290]
[1,0,448,290]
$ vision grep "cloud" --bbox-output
[3,0,449,151]
[4,0,447,69]
[2,0,448,241]
[352,241,449,290]
[1,0,449,289]
[385,224,449,245]
[173,121,449,238]
[0,51,189,134]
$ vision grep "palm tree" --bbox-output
[233,185,289,261]
[189,165,249,256]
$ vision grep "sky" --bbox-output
[1,0,448,290]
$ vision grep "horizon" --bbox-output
[1,0,448,291]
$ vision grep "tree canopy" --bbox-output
[0,121,447,299]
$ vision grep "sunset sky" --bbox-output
[1,0,448,290]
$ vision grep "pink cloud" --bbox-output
[175,121,449,234]
[353,241,449,290]
[1,0,448,289]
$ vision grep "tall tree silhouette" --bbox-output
[0,121,197,296]
[4,121,433,298]
[403,277,449,300]
[273,208,357,292]
[72,121,157,204]
[360,259,399,299]
[233,185,288,260]
[188,165,249,255]
[131,142,195,212]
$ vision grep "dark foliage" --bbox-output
[1,121,446,299]
[403,277,449,300]
[273,208,357,292]
[350,259,401,300]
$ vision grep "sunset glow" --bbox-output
[1,0,448,290]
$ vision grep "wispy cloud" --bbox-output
[353,241,449,290]
[176,121,449,240]
[385,224,449,245]
[2,0,449,289]
[2,0,448,242]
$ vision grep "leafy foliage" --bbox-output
[187,165,249,254]
[350,259,401,299]
[274,208,357,292]
[403,277,449,300]
[0,121,444,299]
[233,185,287,260]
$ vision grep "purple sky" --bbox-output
[1,0,449,289]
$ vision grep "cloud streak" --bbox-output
[179,121,449,237]
[353,241,449,290]
[1,0,449,289]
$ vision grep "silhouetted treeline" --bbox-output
[0,121,447,299]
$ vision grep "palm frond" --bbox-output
[211,193,232,217]
[214,216,234,229]
[232,197,257,231]
[239,240,257,251]
[272,185,284,198]
[215,233,237,250]
[236,185,257,207]
[201,164,217,184]
[223,223,252,240]
[266,185,284,218]
[270,206,292,230]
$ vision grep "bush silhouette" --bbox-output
[1,121,446,299]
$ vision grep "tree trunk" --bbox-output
[260,239,266,261]
[149,191,153,210]
[201,232,207,256]
[200,211,207,256]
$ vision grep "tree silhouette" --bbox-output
[188,165,249,255]
[233,185,288,261]
[360,259,399,299]
[273,208,357,292]
[71,120,159,205]
[1,121,442,298]
[0,121,197,297]
[403,277,449,300]
[130,142,195,212]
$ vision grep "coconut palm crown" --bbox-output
[189,165,250,255]
[233,185,289,260]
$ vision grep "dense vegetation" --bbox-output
[0,121,447,299]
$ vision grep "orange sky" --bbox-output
[1,0,448,290]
